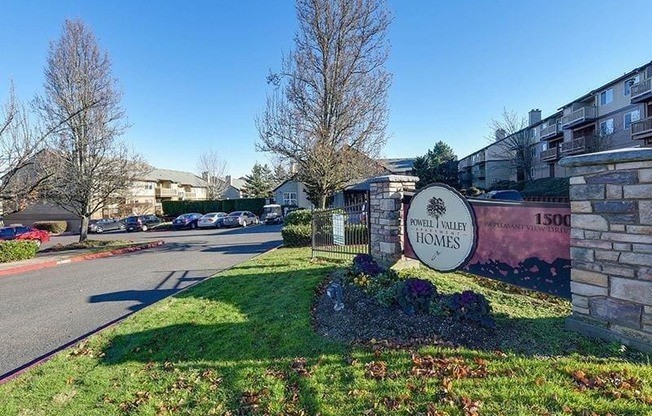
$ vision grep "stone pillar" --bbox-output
[559,148,652,352]
[368,175,419,266]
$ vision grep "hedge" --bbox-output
[281,224,312,247]
[488,177,569,197]
[162,198,267,217]
[284,209,312,226]
[32,221,67,234]
[0,240,39,263]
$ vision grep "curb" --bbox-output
[0,240,165,277]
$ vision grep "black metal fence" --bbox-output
[311,200,371,259]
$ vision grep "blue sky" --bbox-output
[1,0,651,179]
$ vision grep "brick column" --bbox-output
[559,148,652,353]
[368,175,418,266]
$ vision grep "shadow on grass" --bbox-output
[98,261,341,413]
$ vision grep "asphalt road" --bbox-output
[0,224,282,379]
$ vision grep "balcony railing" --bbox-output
[561,107,597,129]
[155,188,178,198]
[540,123,561,140]
[540,147,559,162]
[471,153,485,164]
[560,136,592,155]
[632,117,652,141]
[458,159,471,169]
[631,78,652,103]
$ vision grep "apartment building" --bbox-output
[459,61,652,189]
[142,169,209,213]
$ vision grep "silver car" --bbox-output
[222,211,258,228]
[198,212,228,228]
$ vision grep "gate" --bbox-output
[311,198,371,259]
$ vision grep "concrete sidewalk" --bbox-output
[0,240,165,277]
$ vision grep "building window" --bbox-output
[283,192,297,206]
[624,110,641,129]
[600,88,613,105]
[624,76,640,96]
[599,119,614,135]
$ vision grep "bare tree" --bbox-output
[36,19,143,242]
[489,108,535,182]
[256,0,392,208]
[0,83,55,215]
[197,149,228,200]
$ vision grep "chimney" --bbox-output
[529,109,542,126]
[225,175,232,186]
[201,171,208,181]
[495,128,506,141]
[290,162,298,174]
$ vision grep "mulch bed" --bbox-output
[313,282,516,351]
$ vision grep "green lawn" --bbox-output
[1,247,650,415]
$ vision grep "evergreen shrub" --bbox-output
[32,221,67,234]
[0,240,39,263]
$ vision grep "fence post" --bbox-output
[559,147,652,353]
[368,175,419,267]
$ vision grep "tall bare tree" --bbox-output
[0,84,54,215]
[36,19,143,241]
[489,108,535,182]
[197,149,228,200]
[256,0,392,208]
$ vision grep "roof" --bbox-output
[378,158,415,174]
[558,60,652,109]
[141,168,209,187]
[230,177,247,190]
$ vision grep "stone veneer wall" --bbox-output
[368,175,419,266]
[559,148,652,353]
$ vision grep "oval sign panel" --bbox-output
[406,183,477,271]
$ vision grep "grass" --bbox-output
[1,247,651,415]
[43,239,145,253]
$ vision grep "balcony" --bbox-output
[632,117,652,141]
[631,78,652,103]
[458,158,470,169]
[561,106,597,129]
[471,153,485,164]
[540,147,559,162]
[155,188,178,198]
[560,136,592,155]
[540,123,562,140]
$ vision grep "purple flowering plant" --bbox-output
[398,278,437,315]
[352,253,383,277]
[443,290,494,328]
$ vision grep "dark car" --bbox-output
[478,190,524,201]
[172,213,203,230]
[125,215,161,232]
[89,218,126,233]
[0,225,50,248]
[223,211,258,228]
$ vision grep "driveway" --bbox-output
[0,224,282,380]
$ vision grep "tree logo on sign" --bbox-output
[427,197,446,219]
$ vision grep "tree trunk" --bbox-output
[318,194,327,209]
[79,216,89,242]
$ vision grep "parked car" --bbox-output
[0,225,50,248]
[125,215,161,232]
[172,213,203,230]
[198,212,228,229]
[89,218,126,233]
[477,190,524,201]
[261,204,283,225]
[223,211,258,228]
